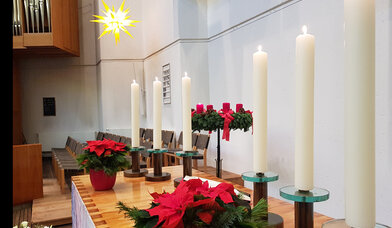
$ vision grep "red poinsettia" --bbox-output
[147,183,194,228]
[83,138,126,156]
[118,178,269,228]
[146,179,236,228]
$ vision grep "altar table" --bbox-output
[71,166,332,228]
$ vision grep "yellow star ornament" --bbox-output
[91,0,140,44]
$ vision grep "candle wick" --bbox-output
[258,45,262,52]
[133,80,136,84]
[155,77,158,81]
[184,72,188,77]
[302,25,307,35]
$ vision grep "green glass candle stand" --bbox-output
[173,151,199,187]
[124,146,148,177]
[242,171,279,206]
[322,219,391,228]
[145,148,171,182]
[242,171,283,228]
[280,185,330,228]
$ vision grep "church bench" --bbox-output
[51,136,85,193]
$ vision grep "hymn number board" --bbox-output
[162,64,171,104]
[43,97,56,116]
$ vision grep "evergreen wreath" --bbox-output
[191,108,253,133]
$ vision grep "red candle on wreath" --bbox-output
[207,104,213,110]
[222,102,230,112]
[236,104,243,112]
[196,103,204,114]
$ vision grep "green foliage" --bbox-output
[229,112,253,132]
[117,201,159,228]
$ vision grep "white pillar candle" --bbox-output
[131,80,140,147]
[344,0,375,227]
[252,45,268,174]
[153,77,162,149]
[295,25,315,191]
[182,72,192,151]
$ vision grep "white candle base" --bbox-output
[322,219,390,228]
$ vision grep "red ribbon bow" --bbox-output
[218,109,234,141]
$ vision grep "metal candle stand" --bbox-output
[216,129,222,178]
[242,171,284,228]
[280,185,329,228]
[145,149,171,181]
[124,147,148,177]
[173,151,199,187]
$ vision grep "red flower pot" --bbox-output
[89,169,117,191]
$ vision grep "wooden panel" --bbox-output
[13,36,26,49]
[51,0,63,50]
[23,33,54,47]
[13,144,43,205]
[72,166,333,227]
[61,0,71,51]
[13,0,80,56]
[13,58,23,145]
[69,0,80,56]
[51,0,80,57]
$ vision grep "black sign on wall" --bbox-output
[43,97,56,116]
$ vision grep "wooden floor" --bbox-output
[13,158,72,228]
[13,158,332,227]
[13,202,32,226]
[31,178,72,226]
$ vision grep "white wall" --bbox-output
[20,0,100,150]
[96,60,144,133]
[96,0,144,60]
[143,44,181,131]
[18,0,391,224]
[142,0,176,57]
[20,61,99,150]
[207,0,391,225]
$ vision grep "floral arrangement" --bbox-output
[13,221,52,228]
[76,138,130,176]
[117,179,268,228]
[192,105,253,141]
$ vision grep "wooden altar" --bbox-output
[72,166,332,227]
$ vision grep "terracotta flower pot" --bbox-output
[89,169,117,191]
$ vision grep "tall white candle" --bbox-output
[295,25,315,191]
[344,0,375,227]
[153,77,162,149]
[131,80,140,147]
[252,45,268,174]
[182,72,192,151]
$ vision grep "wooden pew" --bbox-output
[52,137,85,193]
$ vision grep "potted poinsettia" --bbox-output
[77,138,130,191]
